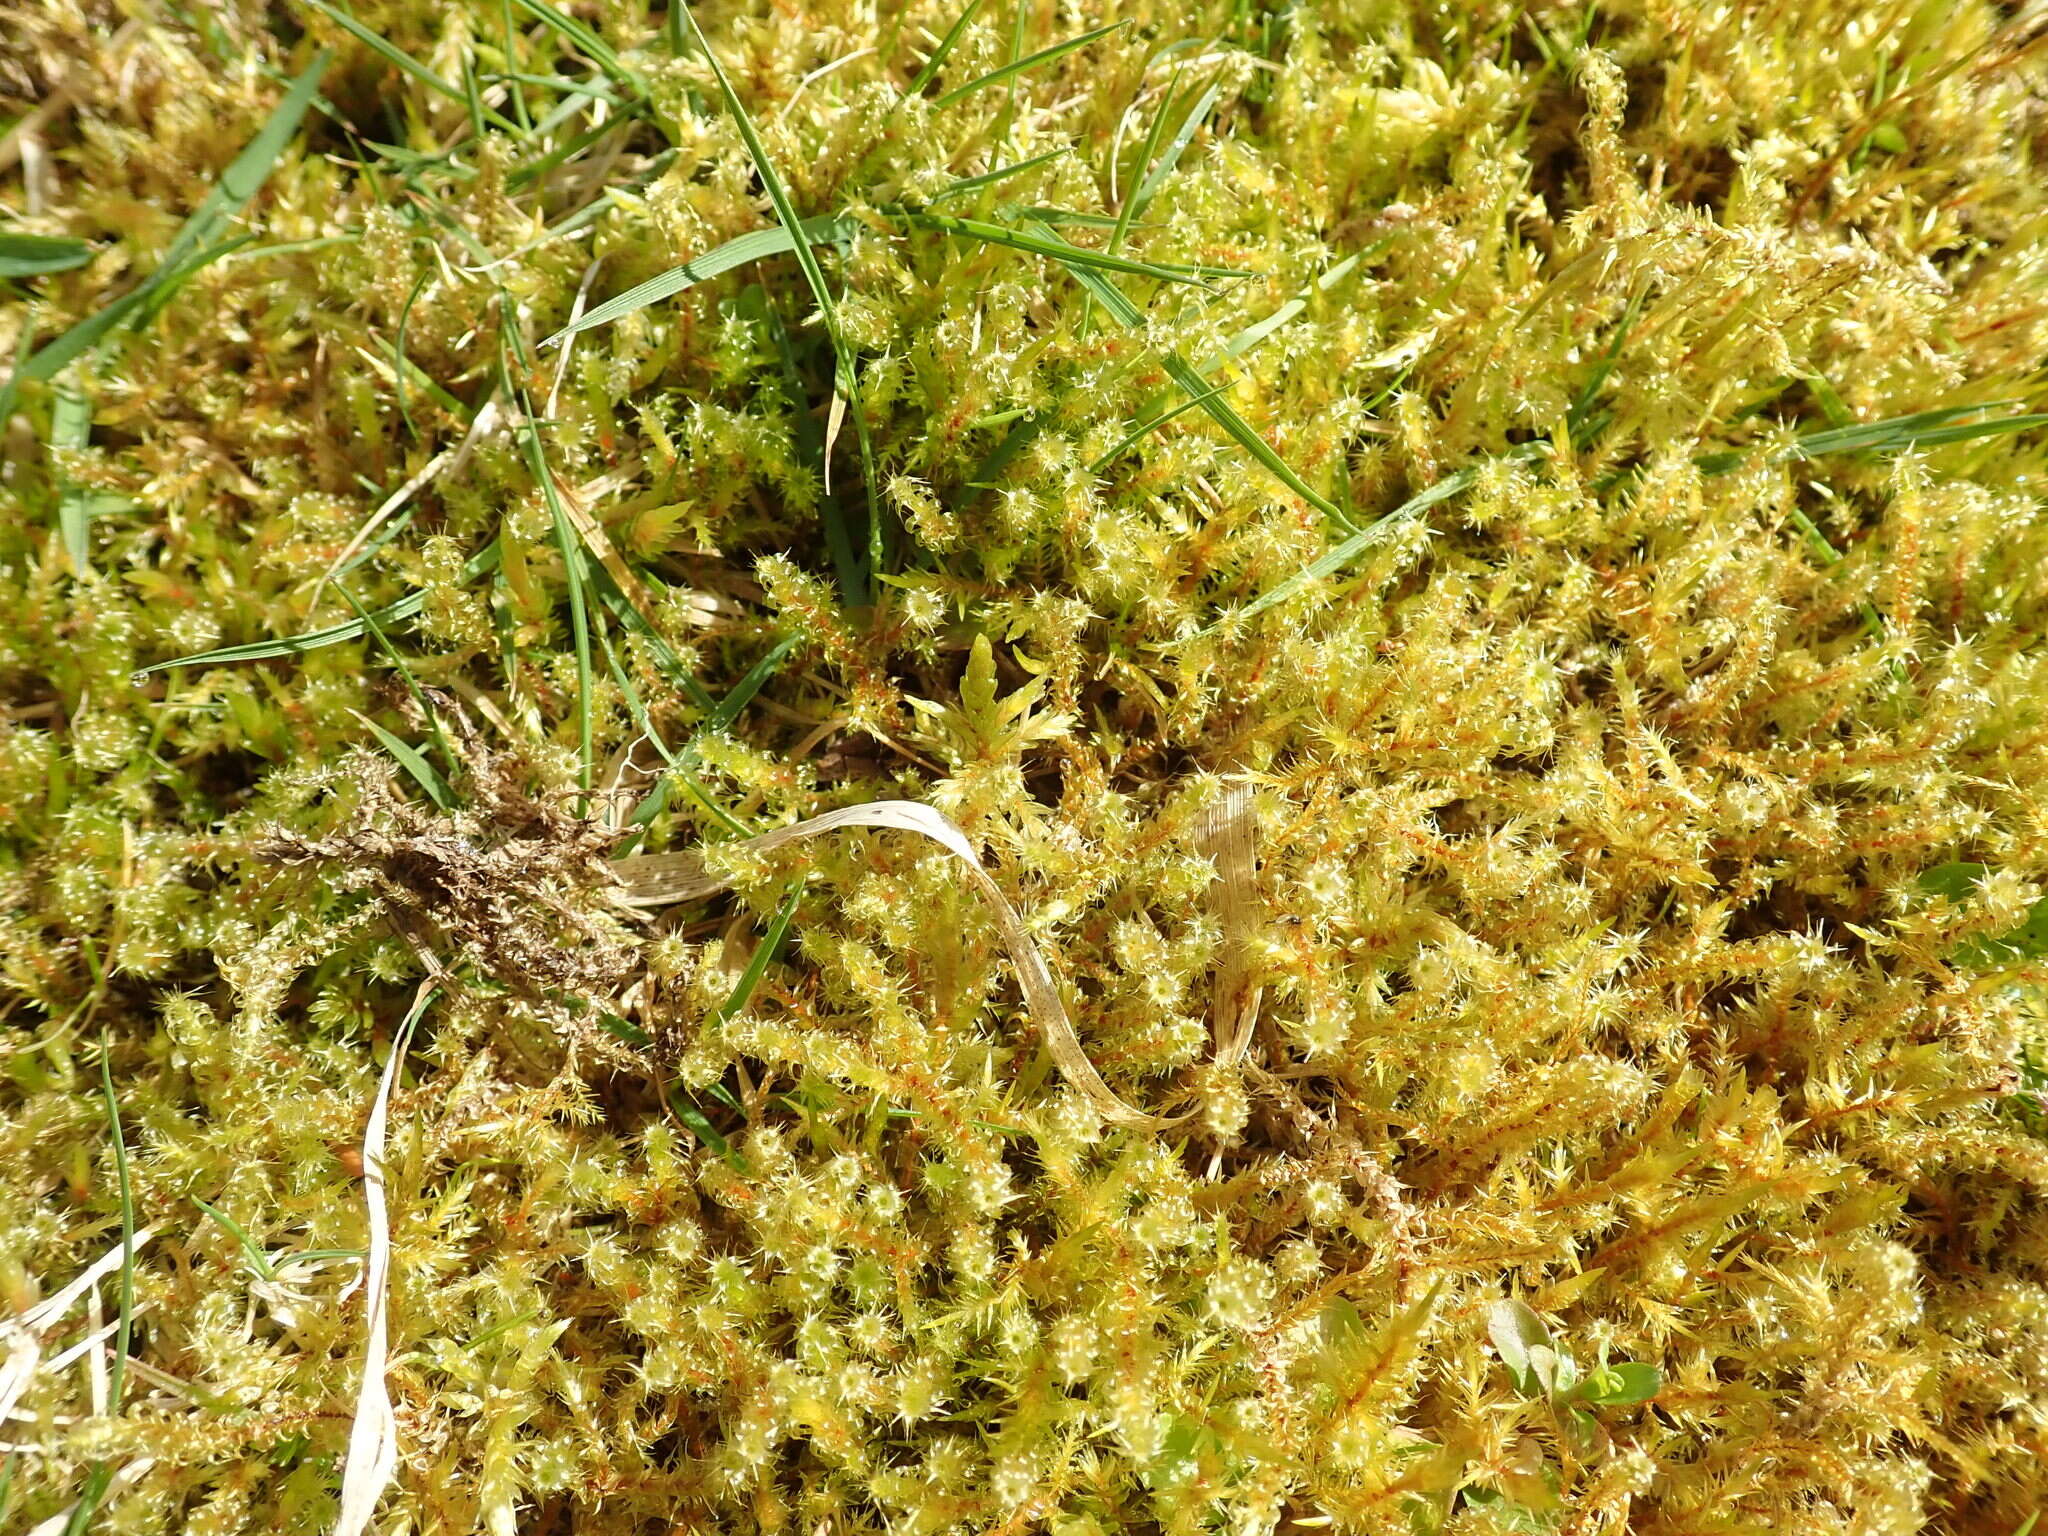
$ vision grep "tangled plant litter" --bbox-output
[3,0,2048,1533]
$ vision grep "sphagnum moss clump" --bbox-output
[4,1,2048,1531]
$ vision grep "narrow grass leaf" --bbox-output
[137,538,504,674]
[933,20,1127,108]
[680,2,883,593]
[668,1093,744,1168]
[361,718,457,811]
[508,0,642,95]
[929,147,1068,202]
[1104,70,1183,278]
[300,0,466,106]
[912,210,1218,283]
[1798,410,2048,455]
[51,382,93,575]
[544,216,859,346]
[1131,75,1224,212]
[707,883,803,1034]
[19,52,328,384]
[0,233,92,278]
[157,53,330,278]
[1033,222,1348,523]
[905,0,990,97]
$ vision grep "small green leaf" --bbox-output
[0,233,93,279]
[1576,1361,1662,1406]
[1868,121,1908,154]
[1921,862,1989,901]
[1488,1298,1559,1397]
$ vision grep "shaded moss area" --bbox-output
[4,1,2048,1531]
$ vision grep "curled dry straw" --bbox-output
[610,786,1262,1129]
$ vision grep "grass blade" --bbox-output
[1130,76,1224,212]
[543,215,860,346]
[707,883,803,1031]
[1565,286,1645,447]
[508,0,643,96]
[1103,69,1184,283]
[519,409,596,795]
[928,146,1069,202]
[932,20,1127,108]
[51,382,93,575]
[18,52,328,384]
[0,233,92,278]
[1213,467,1484,633]
[911,210,1221,283]
[1029,221,1348,523]
[905,0,990,97]
[1793,406,2046,456]
[679,2,883,598]
[668,1092,744,1167]
[300,0,466,107]
[156,53,330,279]
[137,538,504,674]
[1085,378,1236,473]
[361,719,457,811]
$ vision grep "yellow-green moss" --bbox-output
[4,1,2048,1532]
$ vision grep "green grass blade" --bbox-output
[747,284,861,597]
[156,52,330,278]
[1565,286,1645,447]
[680,2,882,597]
[1794,407,2046,456]
[507,0,643,95]
[519,411,596,796]
[193,1197,279,1281]
[1130,76,1224,212]
[693,634,800,749]
[137,539,504,674]
[911,210,1220,284]
[0,234,93,278]
[1211,467,1482,634]
[543,216,860,346]
[19,52,327,385]
[1031,222,1347,523]
[707,883,803,1033]
[362,719,457,811]
[928,147,1069,202]
[932,20,1128,108]
[905,0,990,97]
[668,1092,744,1167]
[1104,69,1184,279]
[300,0,466,105]
[51,382,93,575]
[1085,378,1235,473]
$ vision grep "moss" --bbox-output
[4,1,2048,1532]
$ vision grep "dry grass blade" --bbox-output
[612,797,1264,1131]
[0,1227,157,1431]
[332,982,436,1536]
